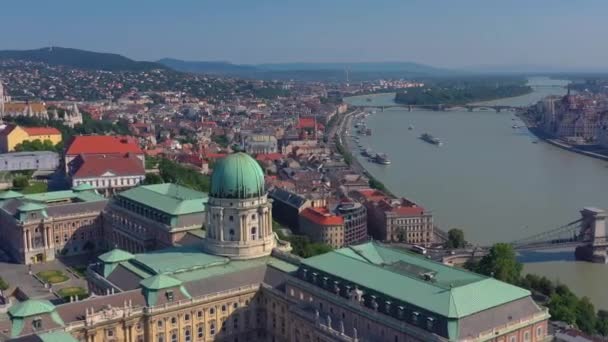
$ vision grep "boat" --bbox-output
[532,140,539,144]
[408,125,414,130]
[512,124,521,129]
[366,97,372,102]
[374,153,391,165]
[420,133,443,146]
[362,148,374,157]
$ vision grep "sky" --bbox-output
[1,0,607,69]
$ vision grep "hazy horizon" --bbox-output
[2,0,608,70]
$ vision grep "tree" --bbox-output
[475,243,522,284]
[576,297,597,334]
[12,175,29,189]
[596,311,608,336]
[143,173,163,185]
[446,228,466,249]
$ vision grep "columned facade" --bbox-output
[203,194,276,259]
[202,152,279,259]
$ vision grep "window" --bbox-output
[221,304,227,312]
[251,227,257,240]
[107,329,114,337]
[185,328,191,342]
[509,336,517,342]
[185,313,190,321]
[32,318,42,329]
[229,216,234,221]
[536,326,543,338]
[210,322,216,335]
[197,325,204,339]
[233,302,238,309]
[523,331,531,342]
[171,332,178,342]
[210,307,215,315]
[158,320,163,328]
[166,290,174,302]
[197,310,203,318]
[171,317,177,326]
[157,333,165,342]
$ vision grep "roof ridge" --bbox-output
[329,249,447,289]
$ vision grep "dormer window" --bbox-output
[426,317,435,330]
[166,290,174,302]
[412,312,420,324]
[32,318,42,329]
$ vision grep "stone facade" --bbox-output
[203,195,276,259]
[0,189,107,264]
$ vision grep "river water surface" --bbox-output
[344,77,608,308]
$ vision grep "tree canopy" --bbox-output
[446,228,466,249]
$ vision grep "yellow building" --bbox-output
[0,125,62,152]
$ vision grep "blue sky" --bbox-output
[1,0,607,68]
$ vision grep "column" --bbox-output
[217,209,224,241]
[239,214,245,242]
[23,230,29,252]
[265,210,270,238]
[258,208,266,239]
[26,230,32,251]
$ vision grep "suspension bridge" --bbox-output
[443,207,608,264]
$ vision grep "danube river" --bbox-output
[344,77,608,308]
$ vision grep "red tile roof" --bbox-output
[22,127,62,136]
[300,207,344,226]
[66,136,143,155]
[356,188,388,203]
[296,117,324,130]
[256,153,283,162]
[378,199,425,216]
[72,154,145,178]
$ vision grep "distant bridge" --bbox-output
[443,208,608,264]
[360,104,525,113]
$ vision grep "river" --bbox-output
[344,77,608,308]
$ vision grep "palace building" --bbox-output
[0,184,107,264]
[0,152,550,342]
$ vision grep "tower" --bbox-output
[202,152,277,259]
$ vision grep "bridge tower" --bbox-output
[575,208,608,263]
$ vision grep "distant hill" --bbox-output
[158,58,257,75]
[257,62,449,74]
[0,47,167,71]
[157,59,455,80]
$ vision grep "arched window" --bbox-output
[251,227,257,241]
[184,328,191,342]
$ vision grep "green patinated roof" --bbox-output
[132,246,228,275]
[0,190,23,200]
[99,249,135,263]
[210,152,265,199]
[38,331,79,342]
[24,189,104,203]
[118,183,207,215]
[17,202,47,212]
[140,274,183,290]
[302,242,531,319]
[8,299,55,318]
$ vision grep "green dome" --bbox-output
[210,152,265,199]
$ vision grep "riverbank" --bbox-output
[517,112,608,162]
